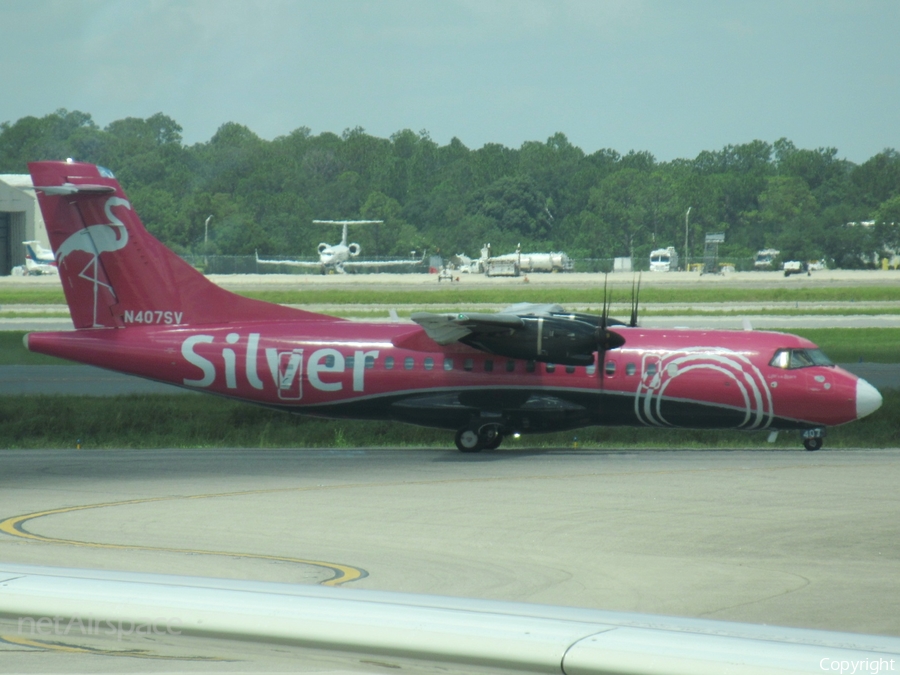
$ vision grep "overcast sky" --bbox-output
[2,1,897,163]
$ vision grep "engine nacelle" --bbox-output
[317,243,329,255]
[461,316,616,366]
[348,243,361,257]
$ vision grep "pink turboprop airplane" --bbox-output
[25,160,882,451]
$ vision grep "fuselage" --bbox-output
[25,159,884,451]
[26,321,876,435]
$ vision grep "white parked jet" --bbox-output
[256,220,422,274]
[22,240,58,275]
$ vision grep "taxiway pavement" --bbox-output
[2,447,899,671]
[1,447,898,638]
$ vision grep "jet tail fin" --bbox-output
[29,161,332,329]
[24,242,39,261]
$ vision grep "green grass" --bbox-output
[1,285,899,307]
[0,391,895,450]
[0,288,66,304]
[0,332,73,365]
[239,285,900,306]
[323,306,900,320]
[0,312,70,318]
[4,306,900,322]
[788,328,900,363]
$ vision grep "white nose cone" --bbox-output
[856,378,883,419]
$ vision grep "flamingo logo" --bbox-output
[56,196,131,327]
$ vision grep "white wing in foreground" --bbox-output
[1,564,898,674]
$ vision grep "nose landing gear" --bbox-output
[803,437,823,451]
[802,427,825,451]
[454,424,504,452]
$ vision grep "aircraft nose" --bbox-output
[856,377,883,419]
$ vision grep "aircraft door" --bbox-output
[267,348,304,400]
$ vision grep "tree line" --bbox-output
[2,108,899,267]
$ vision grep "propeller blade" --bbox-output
[629,273,642,328]
[601,273,609,328]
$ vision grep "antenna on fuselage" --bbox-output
[595,274,625,380]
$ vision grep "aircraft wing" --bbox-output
[342,257,424,268]
[412,303,592,344]
[410,311,524,345]
[255,255,323,268]
[2,564,898,674]
[410,304,622,365]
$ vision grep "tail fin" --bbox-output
[29,161,331,329]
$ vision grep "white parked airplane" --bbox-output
[256,220,422,274]
[22,241,57,275]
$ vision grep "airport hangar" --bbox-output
[0,174,49,275]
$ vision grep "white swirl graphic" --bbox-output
[634,348,774,430]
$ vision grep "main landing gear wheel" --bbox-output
[455,428,483,453]
[454,426,504,452]
[803,437,823,451]
[483,434,503,450]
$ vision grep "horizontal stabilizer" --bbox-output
[32,183,116,195]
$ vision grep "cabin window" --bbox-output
[545,363,555,373]
[626,363,636,376]
[365,355,376,369]
[605,360,616,377]
[464,358,474,371]
[646,362,658,376]
[566,365,576,374]
[325,354,336,368]
[506,360,516,372]
[586,364,596,375]
[385,356,395,370]
[424,357,434,371]
[769,348,834,370]
[404,357,415,370]
[526,361,536,373]
[345,356,354,369]
[484,360,494,372]
[444,358,454,371]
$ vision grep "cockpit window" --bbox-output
[769,348,834,369]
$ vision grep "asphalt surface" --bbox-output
[0,447,898,672]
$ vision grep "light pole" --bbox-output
[204,215,213,266]
[684,207,692,271]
